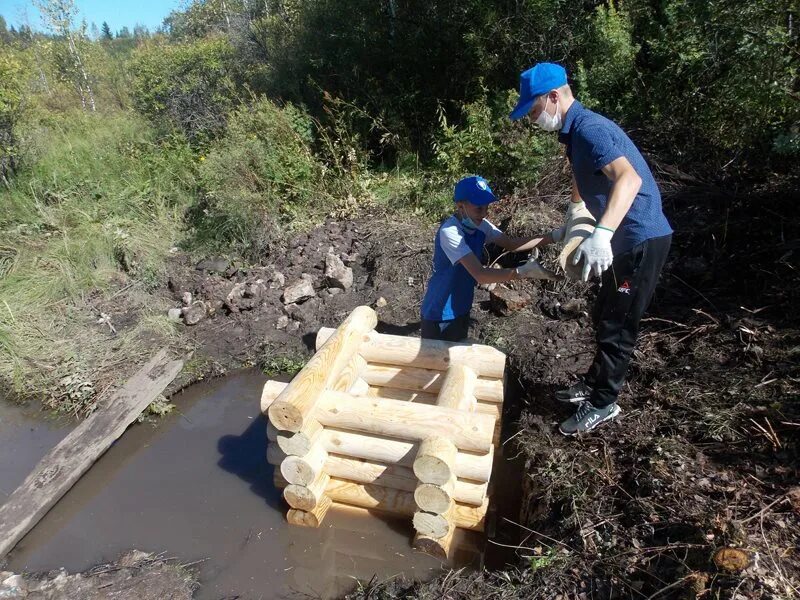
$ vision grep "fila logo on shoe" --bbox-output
[618,279,632,294]
[587,414,599,425]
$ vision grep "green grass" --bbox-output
[0,110,195,412]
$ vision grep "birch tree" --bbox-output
[34,0,96,111]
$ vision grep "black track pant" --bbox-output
[586,234,671,408]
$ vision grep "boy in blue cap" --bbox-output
[510,62,673,437]
[420,175,563,342]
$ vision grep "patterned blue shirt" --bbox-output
[559,101,672,254]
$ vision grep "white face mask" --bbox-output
[535,97,562,132]
[460,215,479,232]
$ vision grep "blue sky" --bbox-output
[2,0,182,34]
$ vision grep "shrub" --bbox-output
[191,97,326,257]
[433,90,560,194]
[129,36,237,145]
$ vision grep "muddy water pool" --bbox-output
[1,370,485,599]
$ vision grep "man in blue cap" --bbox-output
[510,62,673,436]
[421,175,563,341]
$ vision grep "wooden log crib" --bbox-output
[262,305,506,560]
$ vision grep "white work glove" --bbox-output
[515,260,563,281]
[573,227,614,282]
[566,200,587,221]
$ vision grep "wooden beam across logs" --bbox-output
[364,386,501,420]
[268,306,377,432]
[323,454,486,506]
[324,478,487,532]
[315,328,506,379]
[275,473,488,537]
[262,382,495,453]
[267,430,494,483]
[361,363,503,404]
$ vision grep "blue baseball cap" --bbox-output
[509,62,568,121]
[454,175,496,206]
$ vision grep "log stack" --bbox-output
[262,305,505,560]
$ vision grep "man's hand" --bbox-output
[573,227,614,281]
[516,260,563,281]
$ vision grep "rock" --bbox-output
[1,573,28,595]
[182,302,207,326]
[276,315,289,330]
[340,252,358,266]
[324,252,353,290]
[224,262,240,278]
[269,270,285,290]
[292,297,321,323]
[560,297,586,317]
[283,274,315,304]
[195,257,230,274]
[181,291,192,306]
[328,288,342,297]
[167,308,183,322]
[375,296,387,308]
[490,287,531,316]
[287,320,301,332]
[225,282,246,312]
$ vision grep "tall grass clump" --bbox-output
[0,110,195,412]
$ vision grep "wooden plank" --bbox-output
[316,327,507,378]
[0,349,183,558]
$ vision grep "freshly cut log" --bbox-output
[287,495,332,528]
[366,386,437,403]
[324,454,486,506]
[266,442,286,466]
[414,482,455,514]
[362,363,503,403]
[262,381,496,453]
[268,306,377,432]
[280,444,328,486]
[324,478,486,532]
[331,354,367,393]
[414,437,457,486]
[365,386,501,418]
[266,419,279,442]
[284,471,330,511]
[324,454,416,493]
[413,528,455,561]
[322,429,493,483]
[276,418,323,457]
[316,328,506,378]
[436,364,477,411]
[413,504,454,539]
[349,378,369,396]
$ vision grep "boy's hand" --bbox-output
[515,260,563,281]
